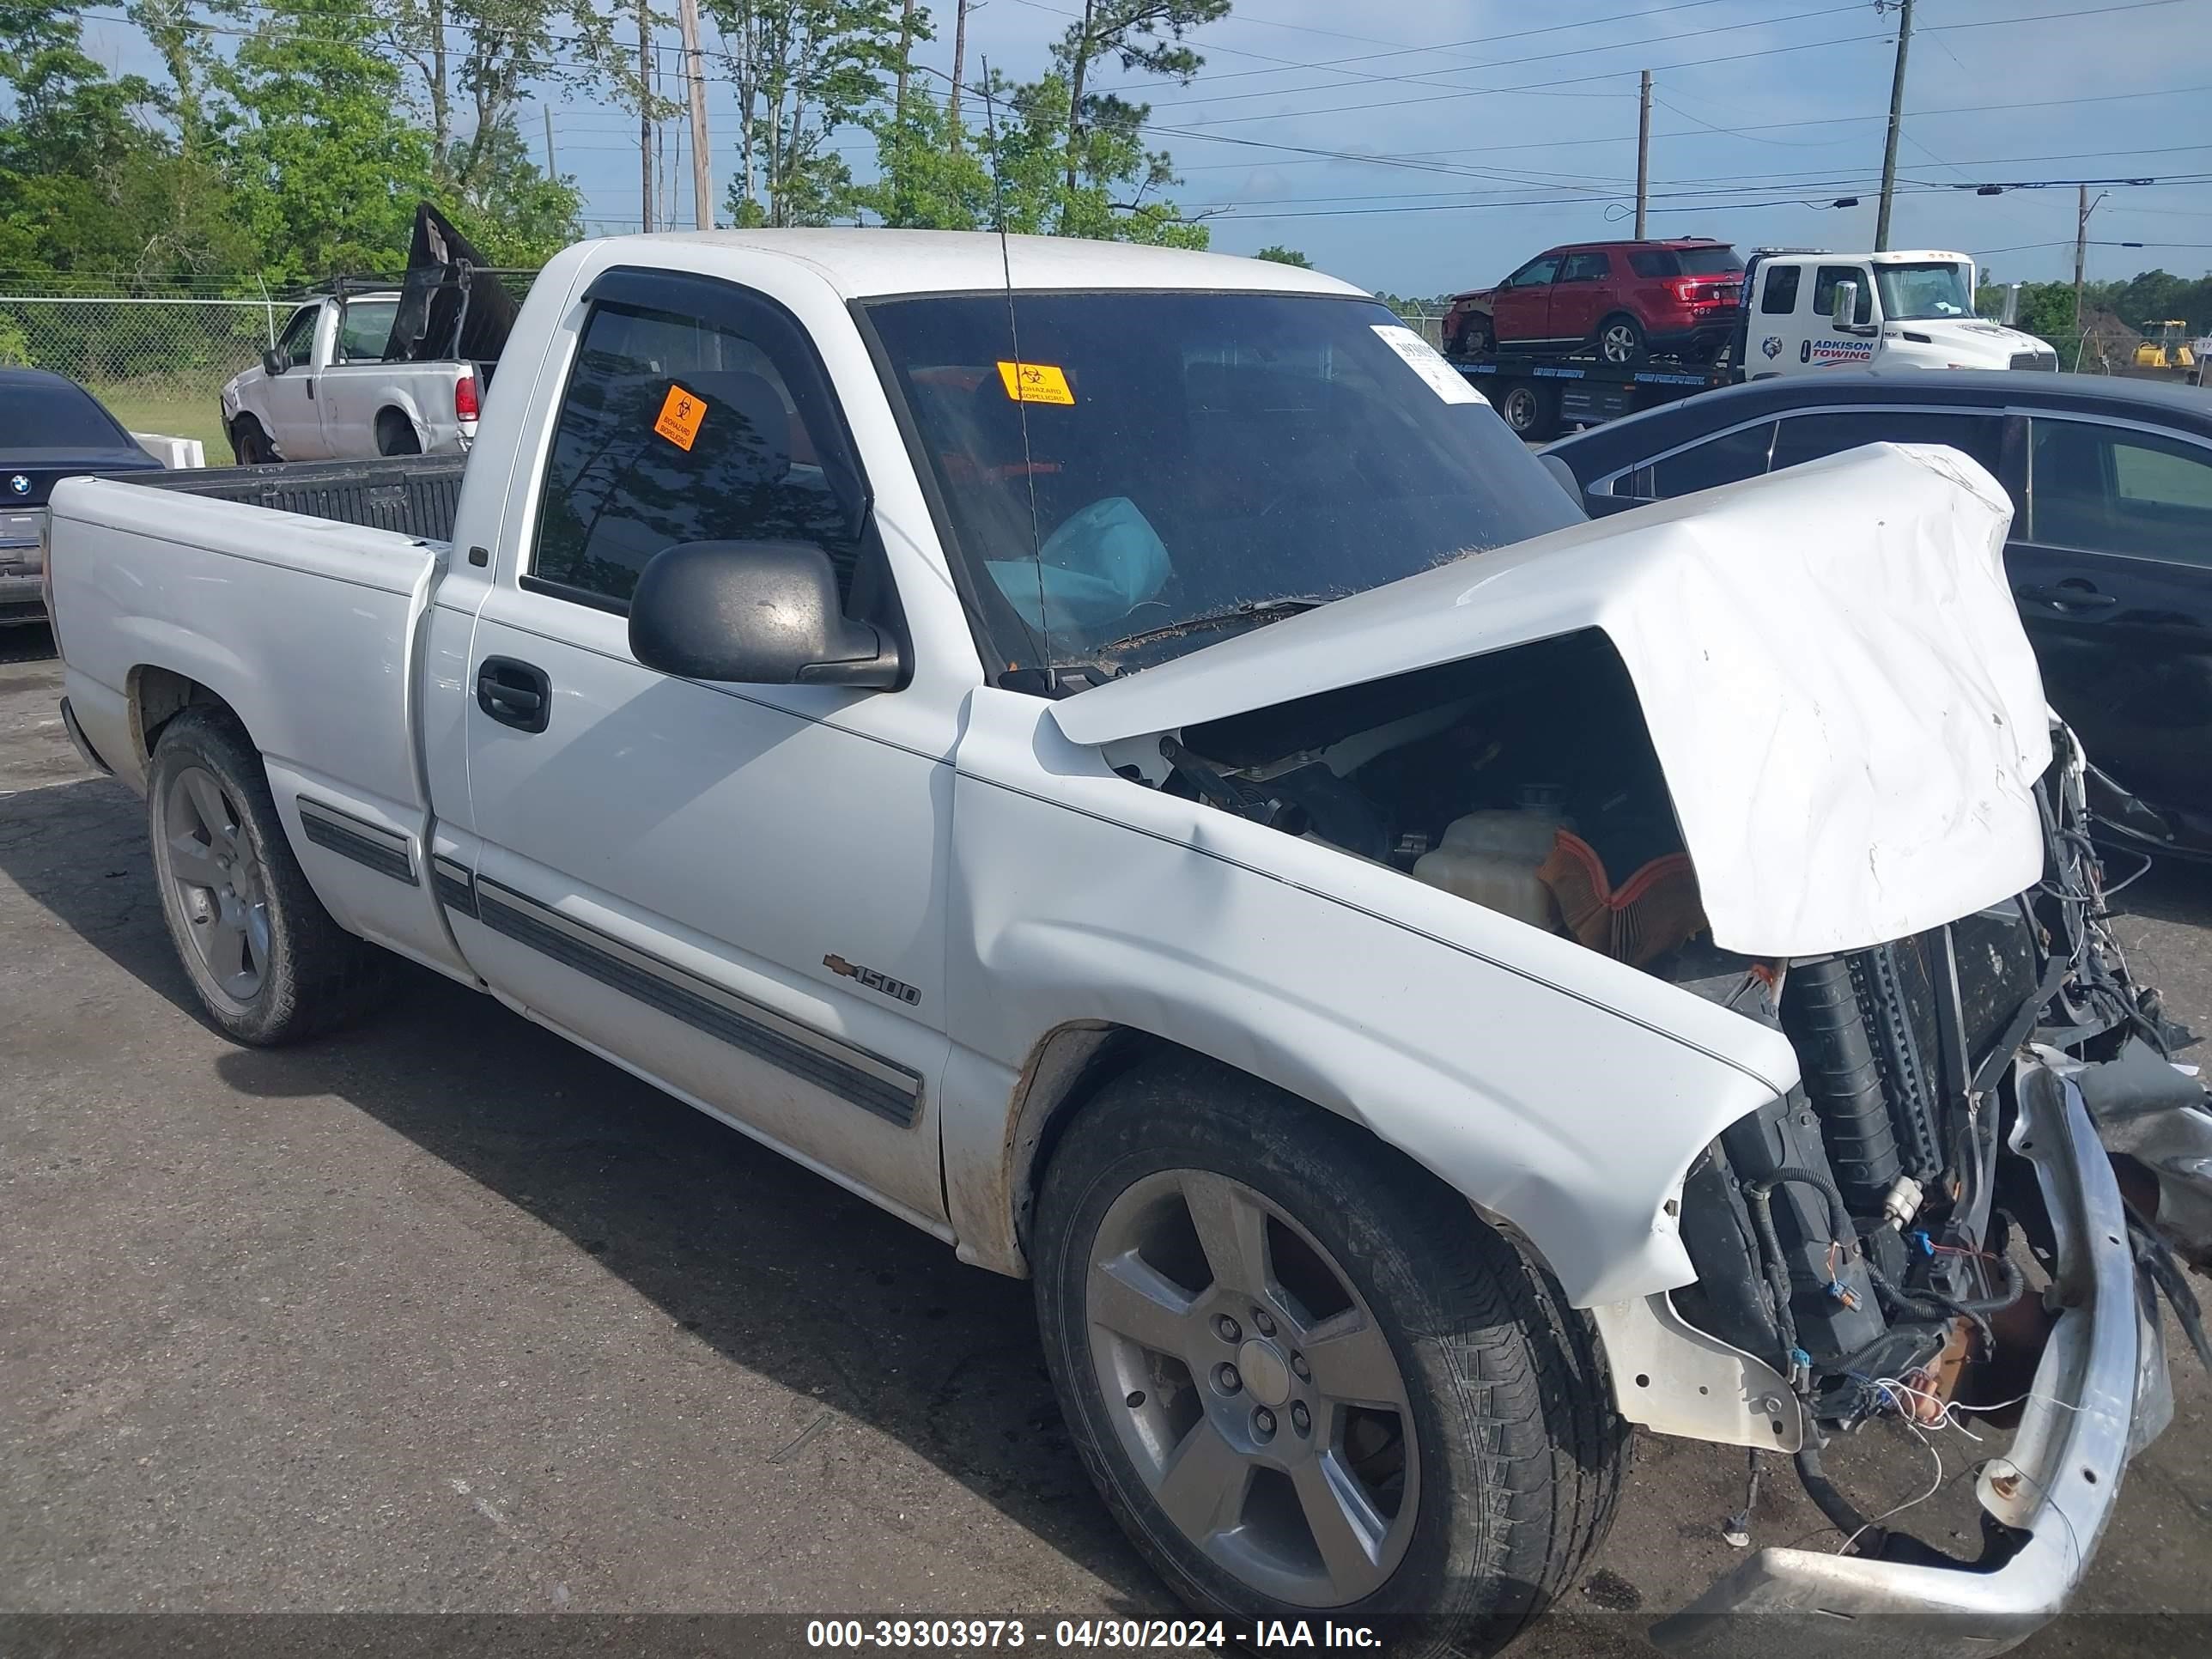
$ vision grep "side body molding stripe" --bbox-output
[455,872,922,1130]
[296,799,417,886]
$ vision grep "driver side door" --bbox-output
[449,267,953,1228]
[1492,255,1561,348]
[259,304,326,460]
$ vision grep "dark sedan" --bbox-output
[0,368,166,626]
[1543,370,2212,858]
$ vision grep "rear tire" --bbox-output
[1034,1058,1626,1658]
[1493,382,1559,442]
[148,708,393,1046]
[1595,314,1647,366]
[376,411,422,457]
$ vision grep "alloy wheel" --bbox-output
[1085,1169,1419,1608]
[161,764,270,1006]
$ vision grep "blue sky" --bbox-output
[78,0,2212,295]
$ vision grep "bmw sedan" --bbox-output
[1544,370,2212,859]
[1,368,166,627]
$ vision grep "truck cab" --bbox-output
[1743,249,2059,374]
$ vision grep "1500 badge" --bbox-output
[823,953,921,1006]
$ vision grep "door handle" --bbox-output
[477,656,551,732]
[2015,581,2118,614]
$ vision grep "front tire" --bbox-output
[1034,1059,1626,1658]
[228,416,276,465]
[148,708,392,1046]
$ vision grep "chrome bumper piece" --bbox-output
[1650,1059,2170,1658]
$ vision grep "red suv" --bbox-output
[1443,239,1744,364]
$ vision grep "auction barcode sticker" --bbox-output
[1370,324,1481,404]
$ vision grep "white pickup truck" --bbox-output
[219,289,483,463]
[46,230,2212,1656]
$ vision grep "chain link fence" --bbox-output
[0,289,283,453]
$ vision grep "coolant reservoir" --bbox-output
[1412,786,1569,930]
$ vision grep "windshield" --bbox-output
[1675,246,1742,276]
[862,290,1582,678]
[0,379,131,448]
[1875,261,1973,321]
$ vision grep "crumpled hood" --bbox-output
[1050,443,2051,957]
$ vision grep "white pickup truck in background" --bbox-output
[219,288,483,463]
[46,229,2212,1657]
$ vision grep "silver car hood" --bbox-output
[1050,443,2051,958]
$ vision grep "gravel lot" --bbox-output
[3,623,2208,1656]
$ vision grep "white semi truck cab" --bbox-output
[1743,248,2061,374]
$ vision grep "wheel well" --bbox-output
[129,665,240,757]
[376,407,416,443]
[1008,1024,1287,1261]
[1005,1024,1571,1288]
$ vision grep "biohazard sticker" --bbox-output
[654,383,707,450]
[995,360,1075,405]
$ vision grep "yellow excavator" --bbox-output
[2130,320,2201,380]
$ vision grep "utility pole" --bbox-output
[2075,185,2089,326]
[638,0,653,234]
[949,0,971,150]
[678,0,714,230]
[543,103,557,179]
[1874,0,1914,251]
[1633,70,1651,240]
[896,0,914,118]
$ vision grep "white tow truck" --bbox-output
[1742,249,2059,374]
[44,229,2210,1656]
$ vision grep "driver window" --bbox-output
[1507,257,1561,289]
[278,307,318,367]
[1813,266,1873,325]
[530,299,859,611]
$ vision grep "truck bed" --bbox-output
[123,455,465,543]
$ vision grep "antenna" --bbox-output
[979,59,1053,689]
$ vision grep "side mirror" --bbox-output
[628,539,902,689]
[262,348,287,378]
[1830,280,1863,331]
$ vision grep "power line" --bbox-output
[1146,5,1859,113]
[1119,0,1751,91]
[1159,84,2212,171]
[1180,145,2212,210]
[1207,178,2212,225]
[1154,0,2192,132]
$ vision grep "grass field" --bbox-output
[94,386,232,456]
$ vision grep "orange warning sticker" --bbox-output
[653,382,707,450]
[995,360,1074,405]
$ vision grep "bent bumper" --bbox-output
[1650,1059,2172,1658]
